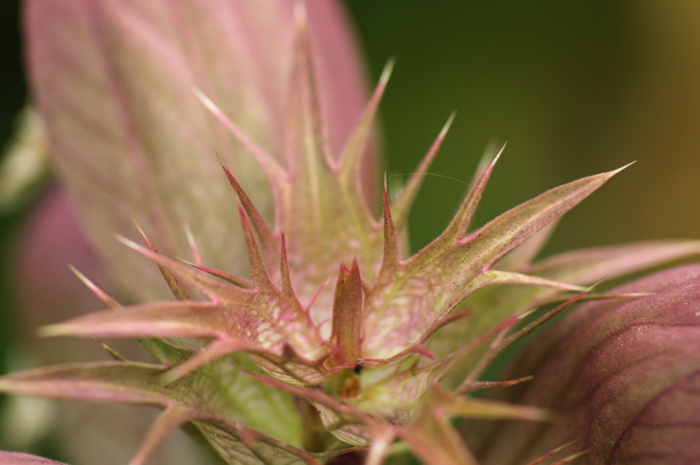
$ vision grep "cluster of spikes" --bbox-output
[4,9,700,465]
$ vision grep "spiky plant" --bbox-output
[3,3,700,465]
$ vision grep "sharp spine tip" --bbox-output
[193,87,216,113]
[614,160,637,174]
[38,324,62,338]
[379,58,396,84]
[440,112,457,137]
[115,234,139,250]
[492,142,507,163]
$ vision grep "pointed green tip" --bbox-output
[492,141,507,162]
[379,58,396,85]
[129,216,147,237]
[485,141,506,166]
[439,111,457,138]
[115,234,163,264]
[213,150,225,167]
[177,257,197,267]
[613,160,637,175]
[38,324,67,338]
[115,234,141,251]
[193,86,217,114]
[68,263,103,296]
[473,141,506,177]
[586,279,606,292]
[68,263,91,287]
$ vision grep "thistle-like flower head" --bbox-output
[4,3,700,465]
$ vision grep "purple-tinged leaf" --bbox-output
[467,264,700,465]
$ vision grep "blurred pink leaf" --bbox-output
[24,0,372,302]
[0,452,67,465]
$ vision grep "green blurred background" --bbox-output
[344,1,700,253]
[2,0,700,460]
